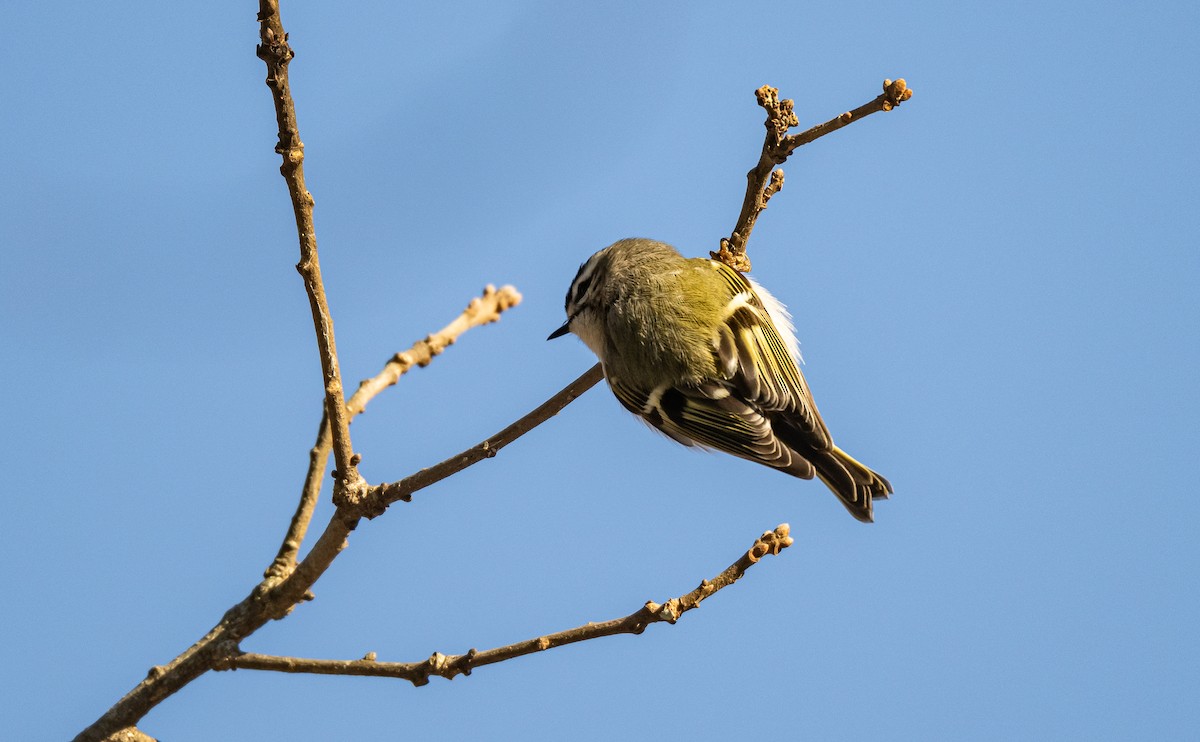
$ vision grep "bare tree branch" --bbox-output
[256,0,365,507]
[363,363,605,516]
[713,78,913,272]
[347,285,524,414]
[266,406,334,580]
[73,5,910,734]
[74,323,586,742]
[225,524,794,684]
[266,285,524,579]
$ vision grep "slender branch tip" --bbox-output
[718,78,912,272]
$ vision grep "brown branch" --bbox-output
[256,0,365,508]
[78,65,904,739]
[73,6,355,740]
[348,285,523,412]
[712,78,913,272]
[265,407,333,581]
[75,514,363,741]
[225,524,794,685]
[75,359,592,742]
[362,362,604,516]
[265,285,523,579]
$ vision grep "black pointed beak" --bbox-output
[547,321,571,340]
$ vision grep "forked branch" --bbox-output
[76,285,528,742]
[713,78,913,272]
[265,285,524,579]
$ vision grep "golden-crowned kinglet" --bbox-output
[549,238,891,522]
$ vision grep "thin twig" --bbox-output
[265,407,334,581]
[265,285,523,579]
[362,363,605,516]
[256,0,364,507]
[348,285,523,411]
[226,525,794,685]
[712,78,913,272]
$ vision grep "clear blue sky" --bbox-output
[3,2,1197,740]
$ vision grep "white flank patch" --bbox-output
[747,277,803,365]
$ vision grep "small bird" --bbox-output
[549,238,891,522]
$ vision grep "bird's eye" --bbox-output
[575,275,593,300]
[568,274,594,312]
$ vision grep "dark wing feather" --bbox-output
[709,262,832,448]
[608,372,816,478]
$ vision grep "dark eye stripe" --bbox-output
[573,274,594,303]
[565,258,604,313]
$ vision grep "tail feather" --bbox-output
[772,419,892,522]
[812,446,892,523]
